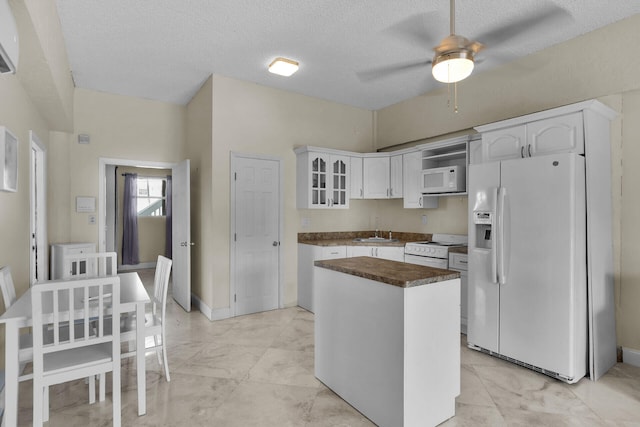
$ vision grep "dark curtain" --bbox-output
[165,175,172,258]
[122,173,140,265]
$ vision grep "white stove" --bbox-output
[405,234,467,269]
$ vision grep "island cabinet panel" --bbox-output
[314,267,460,427]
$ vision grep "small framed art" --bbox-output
[0,126,18,192]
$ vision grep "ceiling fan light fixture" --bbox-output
[268,57,299,77]
[432,50,474,83]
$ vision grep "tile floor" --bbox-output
[12,269,640,426]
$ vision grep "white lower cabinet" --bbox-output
[449,252,468,334]
[347,245,404,262]
[297,244,347,312]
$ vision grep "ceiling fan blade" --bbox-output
[356,59,432,82]
[473,3,572,47]
[383,11,442,48]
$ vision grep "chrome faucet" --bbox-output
[389,231,392,240]
[375,228,379,238]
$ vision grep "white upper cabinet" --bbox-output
[403,150,438,209]
[389,154,403,199]
[363,155,390,199]
[350,156,363,199]
[296,149,350,209]
[478,111,585,163]
[481,125,526,162]
[527,112,584,157]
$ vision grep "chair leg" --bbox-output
[99,373,106,401]
[43,386,49,422]
[33,381,43,427]
[112,367,121,427]
[161,329,170,382]
[89,375,96,404]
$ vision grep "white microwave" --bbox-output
[421,165,466,194]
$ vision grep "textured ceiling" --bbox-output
[55,1,640,110]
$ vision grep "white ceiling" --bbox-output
[55,1,640,111]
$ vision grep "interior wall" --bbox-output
[0,75,50,368]
[185,76,213,306]
[206,74,375,311]
[50,88,186,247]
[114,166,171,266]
[374,14,640,350]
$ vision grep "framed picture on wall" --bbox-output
[0,126,18,192]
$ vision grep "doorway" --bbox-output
[98,158,192,312]
[230,153,283,316]
[29,131,47,284]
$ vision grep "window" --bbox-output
[137,177,166,216]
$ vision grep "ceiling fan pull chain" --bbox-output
[454,81,459,113]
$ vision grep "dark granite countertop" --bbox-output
[449,246,468,254]
[314,256,460,288]
[298,231,432,247]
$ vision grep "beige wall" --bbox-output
[48,89,186,247]
[203,75,375,311]
[185,76,214,305]
[375,14,640,350]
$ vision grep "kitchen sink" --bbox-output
[352,237,400,243]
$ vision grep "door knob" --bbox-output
[272,241,279,247]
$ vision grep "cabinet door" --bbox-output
[307,153,329,208]
[347,246,374,257]
[363,156,390,199]
[321,246,347,259]
[469,138,483,164]
[481,125,526,162]
[402,151,438,209]
[527,112,584,156]
[350,156,363,199]
[329,155,350,208]
[389,154,403,198]
[376,246,405,262]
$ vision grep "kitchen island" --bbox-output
[314,257,461,427]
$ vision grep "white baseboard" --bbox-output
[622,347,640,367]
[191,294,232,321]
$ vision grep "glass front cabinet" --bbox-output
[296,148,350,209]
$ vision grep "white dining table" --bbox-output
[0,272,150,427]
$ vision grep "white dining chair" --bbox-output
[62,251,117,279]
[0,266,33,381]
[31,276,121,427]
[121,255,173,381]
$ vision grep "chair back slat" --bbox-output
[32,277,120,353]
[0,265,17,309]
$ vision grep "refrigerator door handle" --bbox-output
[497,186,507,285]
[490,187,499,284]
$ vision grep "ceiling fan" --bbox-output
[357,0,571,84]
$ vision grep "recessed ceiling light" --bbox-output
[268,57,299,77]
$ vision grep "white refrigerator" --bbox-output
[467,152,587,383]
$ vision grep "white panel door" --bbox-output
[234,156,280,316]
[499,153,586,378]
[172,159,191,312]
